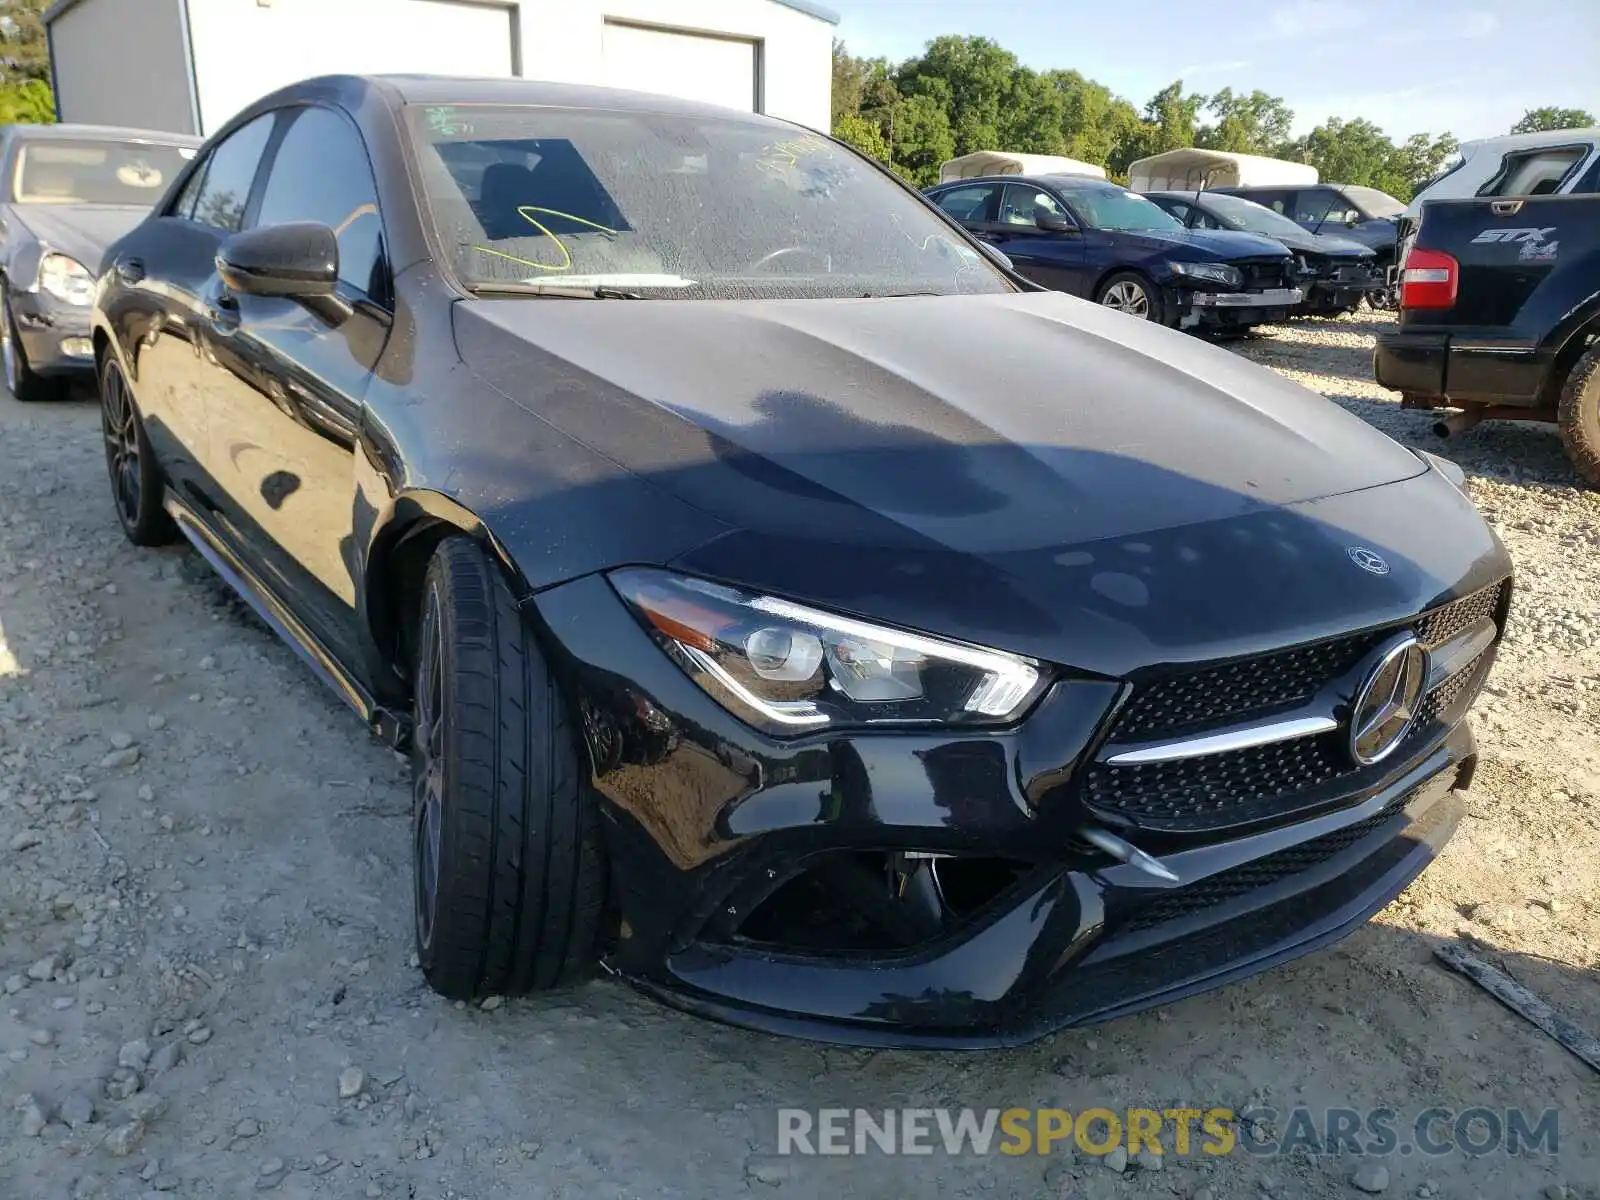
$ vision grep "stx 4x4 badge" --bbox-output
[1470,226,1560,262]
[1470,226,1556,243]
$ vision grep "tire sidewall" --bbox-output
[1558,346,1600,485]
[1098,272,1162,324]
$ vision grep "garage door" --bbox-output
[189,0,517,134]
[601,22,758,113]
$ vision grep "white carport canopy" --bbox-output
[1127,149,1318,192]
[939,151,1107,183]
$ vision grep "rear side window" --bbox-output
[253,106,387,301]
[1479,146,1589,197]
[1239,189,1291,214]
[1294,189,1358,225]
[1155,198,1194,224]
[934,184,999,223]
[179,113,276,232]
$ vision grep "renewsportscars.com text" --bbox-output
[775,1106,1559,1158]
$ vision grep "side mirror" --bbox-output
[976,241,1014,272]
[1345,212,1361,227]
[1036,211,1077,234]
[217,222,338,299]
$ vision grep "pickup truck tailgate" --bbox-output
[1375,194,1600,403]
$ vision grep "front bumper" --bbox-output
[1305,278,1386,311]
[1373,328,1549,405]
[11,289,95,376]
[535,566,1498,1048]
[1174,287,1303,328]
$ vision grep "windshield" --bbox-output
[11,140,195,205]
[1341,185,1405,219]
[1067,187,1183,233]
[1198,191,1309,238]
[407,105,1010,299]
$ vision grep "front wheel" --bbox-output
[3,294,63,402]
[1096,272,1163,324]
[411,537,607,1000]
[1557,345,1600,486]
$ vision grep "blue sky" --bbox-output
[830,0,1600,141]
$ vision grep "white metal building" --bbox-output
[44,0,837,137]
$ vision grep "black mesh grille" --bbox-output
[1085,733,1347,829]
[1122,807,1395,932]
[1417,581,1507,649]
[1120,796,1452,934]
[1237,258,1294,289]
[1418,652,1489,725]
[1110,634,1380,742]
[1086,579,1508,832]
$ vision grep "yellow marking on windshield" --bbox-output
[754,133,833,179]
[471,206,620,273]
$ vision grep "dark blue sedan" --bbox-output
[925,174,1301,330]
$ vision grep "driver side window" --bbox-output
[999,185,1067,226]
[252,105,388,304]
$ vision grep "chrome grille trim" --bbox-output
[1102,715,1339,766]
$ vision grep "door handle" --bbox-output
[115,257,145,285]
[205,290,240,332]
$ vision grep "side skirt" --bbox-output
[163,491,410,747]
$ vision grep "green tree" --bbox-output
[1196,88,1295,156]
[1294,117,1396,188]
[1045,70,1143,169]
[895,36,1020,156]
[832,111,890,164]
[889,92,955,186]
[0,0,50,84]
[0,76,50,123]
[1510,106,1596,134]
[1137,81,1205,158]
[1382,131,1460,200]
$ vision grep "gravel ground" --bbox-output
[1,310,1596,1200]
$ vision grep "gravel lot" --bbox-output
[1,310,1596,1199]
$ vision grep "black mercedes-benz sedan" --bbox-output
[1145,189,1387,316]
[0,123,200,400]
[91,74,1512,1047]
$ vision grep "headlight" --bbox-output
[1170,261,1243,289]
[38,254,95,305]
[612,569,1046,735]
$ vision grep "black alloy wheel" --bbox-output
[412,580,447,957]
[99,356,175,545]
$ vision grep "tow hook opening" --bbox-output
[716,850,1034,956]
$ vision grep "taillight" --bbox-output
[1400,248,1458,309]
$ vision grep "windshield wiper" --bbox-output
[467,281,646,300]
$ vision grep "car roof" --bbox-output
[3,122,201,147]
[931,173,1122,191]
[366,74,800,128]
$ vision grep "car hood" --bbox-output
[1255,227,1373,258]
[11,204,150,271]
[454,290,1460,668]
[1111,226,1288,260]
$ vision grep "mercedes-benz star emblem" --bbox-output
[1349,635,1428,765]
[1347,546,1390,576]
